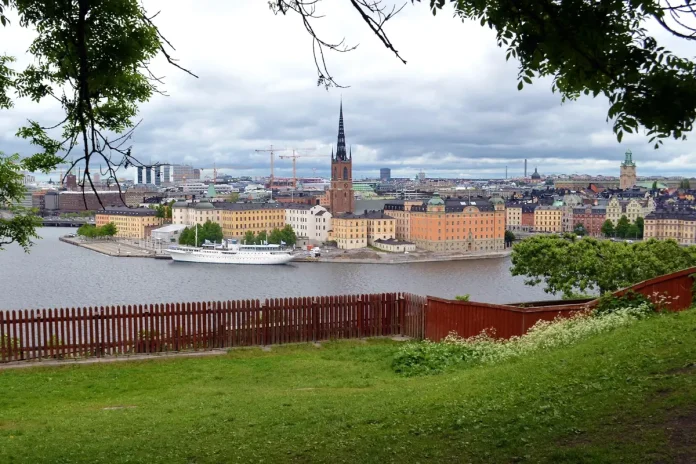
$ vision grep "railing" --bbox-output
[0,293,425,363]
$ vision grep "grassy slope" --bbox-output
[0,310,695,464]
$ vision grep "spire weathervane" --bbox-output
[335,101,347,161]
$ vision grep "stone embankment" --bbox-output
[295,248,511,264]
[60,236,170,259]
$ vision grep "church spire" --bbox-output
[335,100,347,161]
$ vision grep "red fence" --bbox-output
[1,268,694,363]
[0,293,425,363]
[424,267,696,341]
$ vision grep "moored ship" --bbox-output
[166,239,295,265]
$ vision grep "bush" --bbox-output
[455,294,470,301]
[392,303,654,376]
[593,291,654,317]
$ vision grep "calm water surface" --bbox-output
[0,227,552,310]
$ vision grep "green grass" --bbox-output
[0,310,695,463]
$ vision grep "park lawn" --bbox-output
[0,310,695,463]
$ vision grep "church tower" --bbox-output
[328,102,355,215]
[620,149,637,190]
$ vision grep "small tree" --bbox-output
[243,230,256,245]
[201,220,223,244]
[101,222,118,237]
[679,179,691,190]
[615,215,630,239]
[573,223,587,236]
[601,220,615,238]
[227,192,240,202]
[504,230,515,246]
[280,224,297,246]
[178,227,191,246]
[256,230,268,245]
[652,181,658,191]
[155,204,166,219]
[268,228,284,244]
[635,217,645,239]
[626,224,640,239]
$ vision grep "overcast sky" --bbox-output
[1,0,695,180]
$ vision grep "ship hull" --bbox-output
[167,249,295,265]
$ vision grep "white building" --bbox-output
[151,224,188,243]
[285,204,332,244]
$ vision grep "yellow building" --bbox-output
[364,211,396,245]
[644,210,696,245]
[331,213,368,249]
[220,203,286,238]
[384,200,421,240]
[172,201,286,238]
[533,206,563,233]
[95,207,163,239]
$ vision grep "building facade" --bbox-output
[572,206,607,236]
[383,200,421,241]
[534,206,563,233]
[408,194,505,252]
[328,102,355,215]
[620,149,637,190]
[95,207,163,239]
[521,204,536,229]
[331,213,368,249]
[380,168,391,181]
[364,211,396,245]
[606,196,654,224]
[285,204,332,244]
[505,205,522,231]
[644,210,696,245]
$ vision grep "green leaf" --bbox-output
[517,81,523,91]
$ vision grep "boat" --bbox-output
[166,238,295,265]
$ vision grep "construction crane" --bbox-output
[255,145,286,189]
[279,149,327,189]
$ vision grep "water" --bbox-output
[0,227,553,311]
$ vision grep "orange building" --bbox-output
[395,194,505,252]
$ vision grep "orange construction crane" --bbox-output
[255,145,287,189]
[279,149,326,188]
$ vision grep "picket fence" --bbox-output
[0,293,426,363]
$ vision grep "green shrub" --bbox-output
[392,303,654,376]
[593,291,654,317]
[454,294,470,301]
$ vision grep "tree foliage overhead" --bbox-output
[273,0,696,146]
[511,235,696,297]
[0,152,41,251]
[0,0,194,251]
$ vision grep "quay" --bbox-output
[59,236,171,259]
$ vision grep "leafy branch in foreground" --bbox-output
[0,0,195,250]
[277,0,696,145]
[0,152,41,251]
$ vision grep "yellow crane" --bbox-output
[279,149,327,189]
[255,145,287,189]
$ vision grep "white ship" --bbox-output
[166,239,295,265]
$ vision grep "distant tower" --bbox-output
[524,159,528,178]
[328,101,355,215]
[620,149,637,190]
[505,166,508,179]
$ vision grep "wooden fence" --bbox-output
[425,267,696,341]
[1,268,694,363]
[0,293,425,363]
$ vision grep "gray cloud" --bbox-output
[1,0,695,180]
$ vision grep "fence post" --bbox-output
[312,298,319,342]
[262,300,268,346]
[398,294,405,336]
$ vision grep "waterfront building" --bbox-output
[331,213,368,249]
[285,204,332,244]
[95,207,163,239]
[172,201,286,238]
[372,238,415,253]
[644,210,696,245]
[505,204,522,231]
[533,206,563,233]
[328,102,355,215]
[151,224,188,243]
[408,194,505,252]
[380,168,391,181]
[330,210,395,249]
[383,200,422,240]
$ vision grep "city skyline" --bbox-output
[2,1,696,180]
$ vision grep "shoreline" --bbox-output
[60,235,511,264]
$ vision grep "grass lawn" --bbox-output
[0,310,695,463]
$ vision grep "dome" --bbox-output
[195,201,214,210]
[172,200,189,208]
[428,193,445,206]
[531,168,541,179]
[490,197,504,205]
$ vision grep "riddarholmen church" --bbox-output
[328,102,355,215]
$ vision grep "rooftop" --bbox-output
[99,207,158,217]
